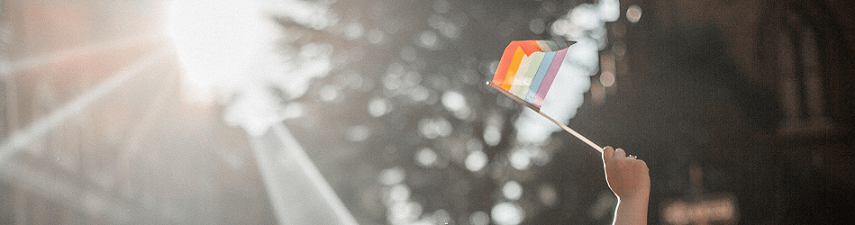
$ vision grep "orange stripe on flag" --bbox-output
[493,41,543,89]
[501,47,525,90]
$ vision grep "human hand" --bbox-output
[602,146,650,201]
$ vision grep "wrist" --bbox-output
[618,194,649,206]
[617,187,650,203]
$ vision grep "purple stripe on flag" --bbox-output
[533,48,568,108]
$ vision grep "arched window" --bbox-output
[770,9,832,135]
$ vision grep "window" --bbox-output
[774,10,831,135]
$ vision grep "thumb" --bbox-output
[602,146,615,163]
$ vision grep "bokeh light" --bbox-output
[465,151,489,172]
[627,5,642,23]
[503,180,524,200]
[492,202,525,225]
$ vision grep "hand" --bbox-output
[602,146,650,201]
[603,146,650,225]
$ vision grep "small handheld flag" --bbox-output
[488,40,604,152]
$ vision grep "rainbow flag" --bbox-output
[488,40,574,112]
[487,40,604,152]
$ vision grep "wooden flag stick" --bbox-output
[536,110,604,153]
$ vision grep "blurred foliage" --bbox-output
[270,0,612,224]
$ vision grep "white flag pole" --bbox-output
[536,110,604,153]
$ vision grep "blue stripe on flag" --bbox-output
[525,51,556,102]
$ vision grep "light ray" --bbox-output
[0,33,162,77]
[249,124,360,225]
[0,47,169,162]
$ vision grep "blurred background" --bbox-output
[1,0,854,224]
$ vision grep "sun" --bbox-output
[164,0,280,102]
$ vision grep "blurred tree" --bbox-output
[270,0,609,224]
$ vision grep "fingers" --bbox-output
[605,146,643,163]
[602,146,615,163]
[614,148,627,158]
